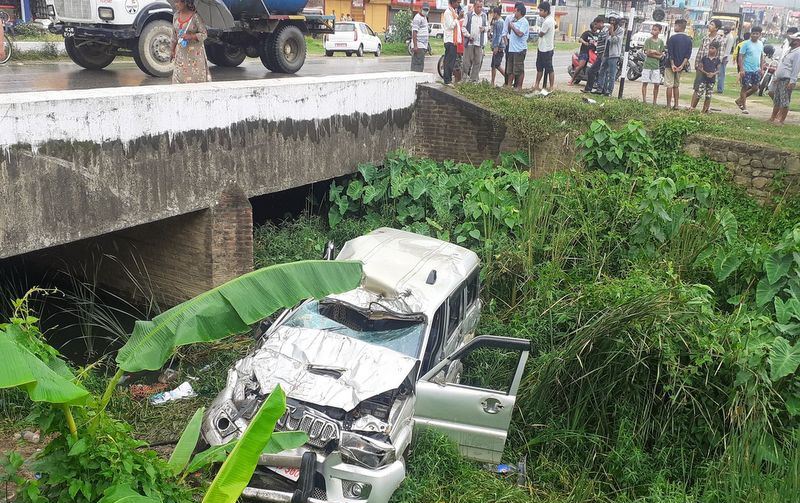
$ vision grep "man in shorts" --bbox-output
[769,32,800,125]
[571,17,601,85]
[664,19,692,109]
[490,7,506,86]
[736,26,764,114]
[640,23,665,105]
[533,1,555,92]
[694,19,724,101]
[506,2,529,89]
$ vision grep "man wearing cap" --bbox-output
[411,3,430,72]
[769,32,800,125]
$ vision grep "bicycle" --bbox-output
[0,12,12,64]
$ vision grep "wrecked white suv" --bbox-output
[201,228,530,503]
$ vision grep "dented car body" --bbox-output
[201,228,530,502]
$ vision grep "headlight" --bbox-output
[98,7,114,20]
[339,432,395,469]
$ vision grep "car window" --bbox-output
[447,290,463,335]
[366,25,375,36]
[336,23,355,32]
[455,346,519,394]
[283,300,426,358]
[421,304,446,374]
[465,271,479,307]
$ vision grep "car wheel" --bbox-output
[133,19,173,77]
[65,37,117,70]
[325,50,333,57]
[356,44,363,57]
[375,44,381,57]
[346,51,353,57]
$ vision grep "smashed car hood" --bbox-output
[234,326,418,412]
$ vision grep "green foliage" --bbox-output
[386,9,412,42]
[202,386,287,503]
[577,120,655,174]
[116,260,363,372]
[168,407,206,476]
[17,414,193,503]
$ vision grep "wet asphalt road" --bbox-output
[0,52,572,93]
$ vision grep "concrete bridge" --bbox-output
[0,73,433,304]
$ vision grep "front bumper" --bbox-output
[251,451,405,503]
[49,22,136,40]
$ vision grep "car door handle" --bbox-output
[481,398,504,414]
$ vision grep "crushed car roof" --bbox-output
[331,227,480,317]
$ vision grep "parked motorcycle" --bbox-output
[626,48,645,81]
[406,38,433,56]
[758,45,776,96]
[567,47,597,84]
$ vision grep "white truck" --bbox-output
[44,0,333,77]
[630,20,670,49]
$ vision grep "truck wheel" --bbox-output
[64,38,116,70]
[259,34,279,71]
[207,43,246,67]
[269,25,306,73]
[134,19,174,78]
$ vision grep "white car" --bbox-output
[202,228,530,503]
[429,22,444,38]
[630,21,670,49]
[324,22,381,57]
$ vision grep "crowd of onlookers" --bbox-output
[409,3,800,125]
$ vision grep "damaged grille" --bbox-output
[276,404,340,448]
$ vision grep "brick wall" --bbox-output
[413,84,577,174]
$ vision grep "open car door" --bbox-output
[413,335,530,463]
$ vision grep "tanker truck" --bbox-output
[44,0,334,77]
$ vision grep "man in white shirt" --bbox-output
[411,3,430,72]
[718,26,737,93]
[442,0,459,84]
[534,1,555,91]
[461,0,488,82]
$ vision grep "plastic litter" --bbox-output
[149,381,197,405]
[484,455,526,487]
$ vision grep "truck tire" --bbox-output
[269,25,306,74]
[64,38,116,70]
[207,43,246,67]
[134,19,174,78]
[259,34,279,71]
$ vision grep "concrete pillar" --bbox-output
[28,185,253,307]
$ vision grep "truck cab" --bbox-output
[45,0,333,77]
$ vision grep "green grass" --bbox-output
[9,33,63,42]
[457,83,800,152]
[715,72,800,113]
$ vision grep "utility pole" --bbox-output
[576,0,581,41]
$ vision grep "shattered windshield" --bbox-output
[283,300,426,358]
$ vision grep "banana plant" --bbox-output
[99,260,363,409]
[99,386,293,503]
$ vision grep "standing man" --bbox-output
[736,26,764,114]
[718,25,736,93]
[410,3,430,72]
[769,32,800,125]
[640,23,665,105]
[598,15,622,96]
[462,0,488,83]
[694,19,724,102]
[533,1,555,92]
[506,2,529,90]
[490,6,506,86]
[665,18,692,110]
[442,0,459,85]
[769,27,799,97]
[581,16,606,92]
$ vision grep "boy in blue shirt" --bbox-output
[506,2,529,89]
[736,26,764,114]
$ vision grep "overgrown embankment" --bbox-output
[255,122,800,501]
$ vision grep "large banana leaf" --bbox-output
[0,331,89,404]
[183,431,308,474]
[98,485,161,503]
[116,261,363,372]
[202,386,286,503]
[168,407,205,475]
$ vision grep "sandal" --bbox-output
[735,98,745,110]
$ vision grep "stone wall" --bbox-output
[684,136,800,203]
[414,84,799,204]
